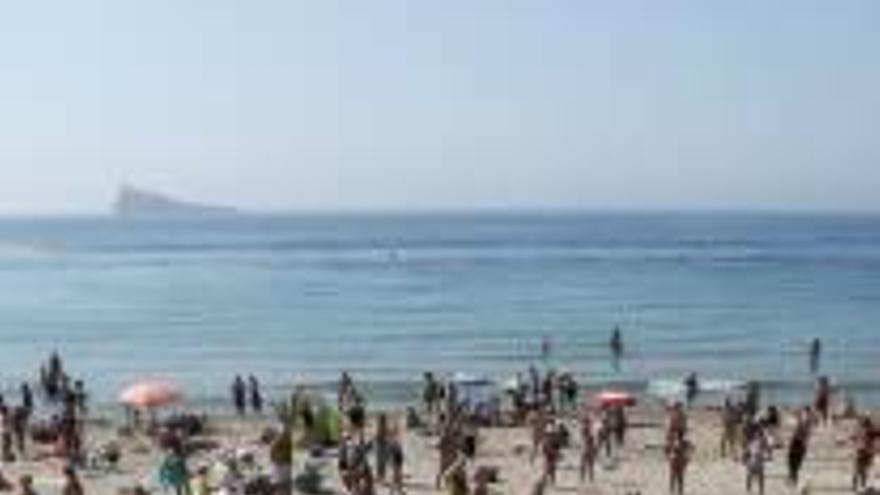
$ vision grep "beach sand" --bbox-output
[1,405,871,494]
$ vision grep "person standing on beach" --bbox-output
[744,426,770,495]
[528,406,548,463]
[19,384,32,415]
[786,409,811,487]
[248,375,262,414]
[542,422,561,486]
[814,376,832,425]
[852,415,875,492]
[666,403,688,446]
[388,431,405,495]
[374,413,391,484]
[423,372,439,416]
[11,406,28,459]
[720,398,740,459]
[231,375,246,416]
[667,435,692,495]
[580,410,597,483]
[0,405,13,462]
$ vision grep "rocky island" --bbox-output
[113,186,239,218]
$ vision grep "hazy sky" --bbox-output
[1,1,878,214]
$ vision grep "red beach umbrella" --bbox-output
[591,390,637,409]
[119,381,182,409]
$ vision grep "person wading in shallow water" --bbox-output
[231,375,246,416]
[809,338,822,374]
[248,375,262,414]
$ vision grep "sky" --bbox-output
[0,1,878,214]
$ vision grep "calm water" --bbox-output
[0,212,878,406]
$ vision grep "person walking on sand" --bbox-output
[11,406,28,459]
[528,406,548,463]
[786,409,811,487]
[61,466,84,495]
[814,376,832,425]
[436,421,459,489]
[374,413,391,484]
[720,398,740,458]
[19,384,32,415]
[580,411,597,482]
[666,403,688,447]
[231,375,246,416]
[744,427,770,495]
[542,422,561,486]
[852,415,876,492]
[667,435,692,495]
[388,431,405,495]
[0,405,13,462]
[248,375,262,414]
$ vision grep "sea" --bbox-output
[0,212,878,409]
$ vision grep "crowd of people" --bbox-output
[0,351,88,494]
[0,334,877,495]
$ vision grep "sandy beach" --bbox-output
[1,401,872,495]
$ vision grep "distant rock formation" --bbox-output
[113,186,238,218]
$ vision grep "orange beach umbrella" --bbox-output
[119,381,182,409]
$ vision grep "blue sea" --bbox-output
[0,212,878,408]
